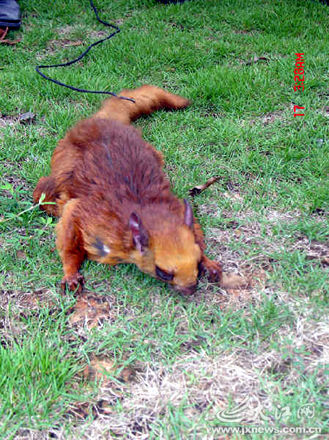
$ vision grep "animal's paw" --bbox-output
[199,257,222,283]
[61,272,84,294]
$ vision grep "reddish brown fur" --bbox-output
[33,85,222,294]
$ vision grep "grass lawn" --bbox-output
[1,0,328,438]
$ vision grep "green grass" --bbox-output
[1,0,329,438]
[0,309,85,439]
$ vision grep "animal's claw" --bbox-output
[61,273,84,294]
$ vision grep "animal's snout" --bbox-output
[173,282,198,296]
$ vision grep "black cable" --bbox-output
[35,0,134,102]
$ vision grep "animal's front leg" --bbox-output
[194,221,223,283]
[194,220,248,290]
[199,255,223,283]
[56,199,86,293]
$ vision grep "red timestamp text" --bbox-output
[294,53,305,117]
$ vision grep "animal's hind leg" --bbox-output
[56,199,86,293]
[33,176,60,216]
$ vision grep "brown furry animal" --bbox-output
[33,85,222,295]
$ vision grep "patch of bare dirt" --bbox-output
[195,202,328,307]
[47,38,84,49]
[0,288,55,311]
[1,173,30,193]
[245,55,269,66]
[55,25,81,36]
[207,222,270,273]
[201,203,325,274]
[0,116,15,127]
[89,30,109,39]
[68,291,116,330]
[294,237,329,266]
[60,356,136,428]
[261,110,284,126]
[0,111,36,127]
[0,288,56,347]
[247,103,294,126]
[233,29,259,35]
[83,357,135,384]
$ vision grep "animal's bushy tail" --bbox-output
[94,85,190,125]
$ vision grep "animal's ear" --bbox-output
[184,199,194,228]
[129,212,149,253]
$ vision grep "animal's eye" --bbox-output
[155,266,174,281]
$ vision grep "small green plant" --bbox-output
[0,191,54,224]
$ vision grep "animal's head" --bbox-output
[129,200,202,295]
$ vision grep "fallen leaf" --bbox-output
[68,292,112,329]
[189,176,220,197]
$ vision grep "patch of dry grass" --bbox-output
[64,312,328,439]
